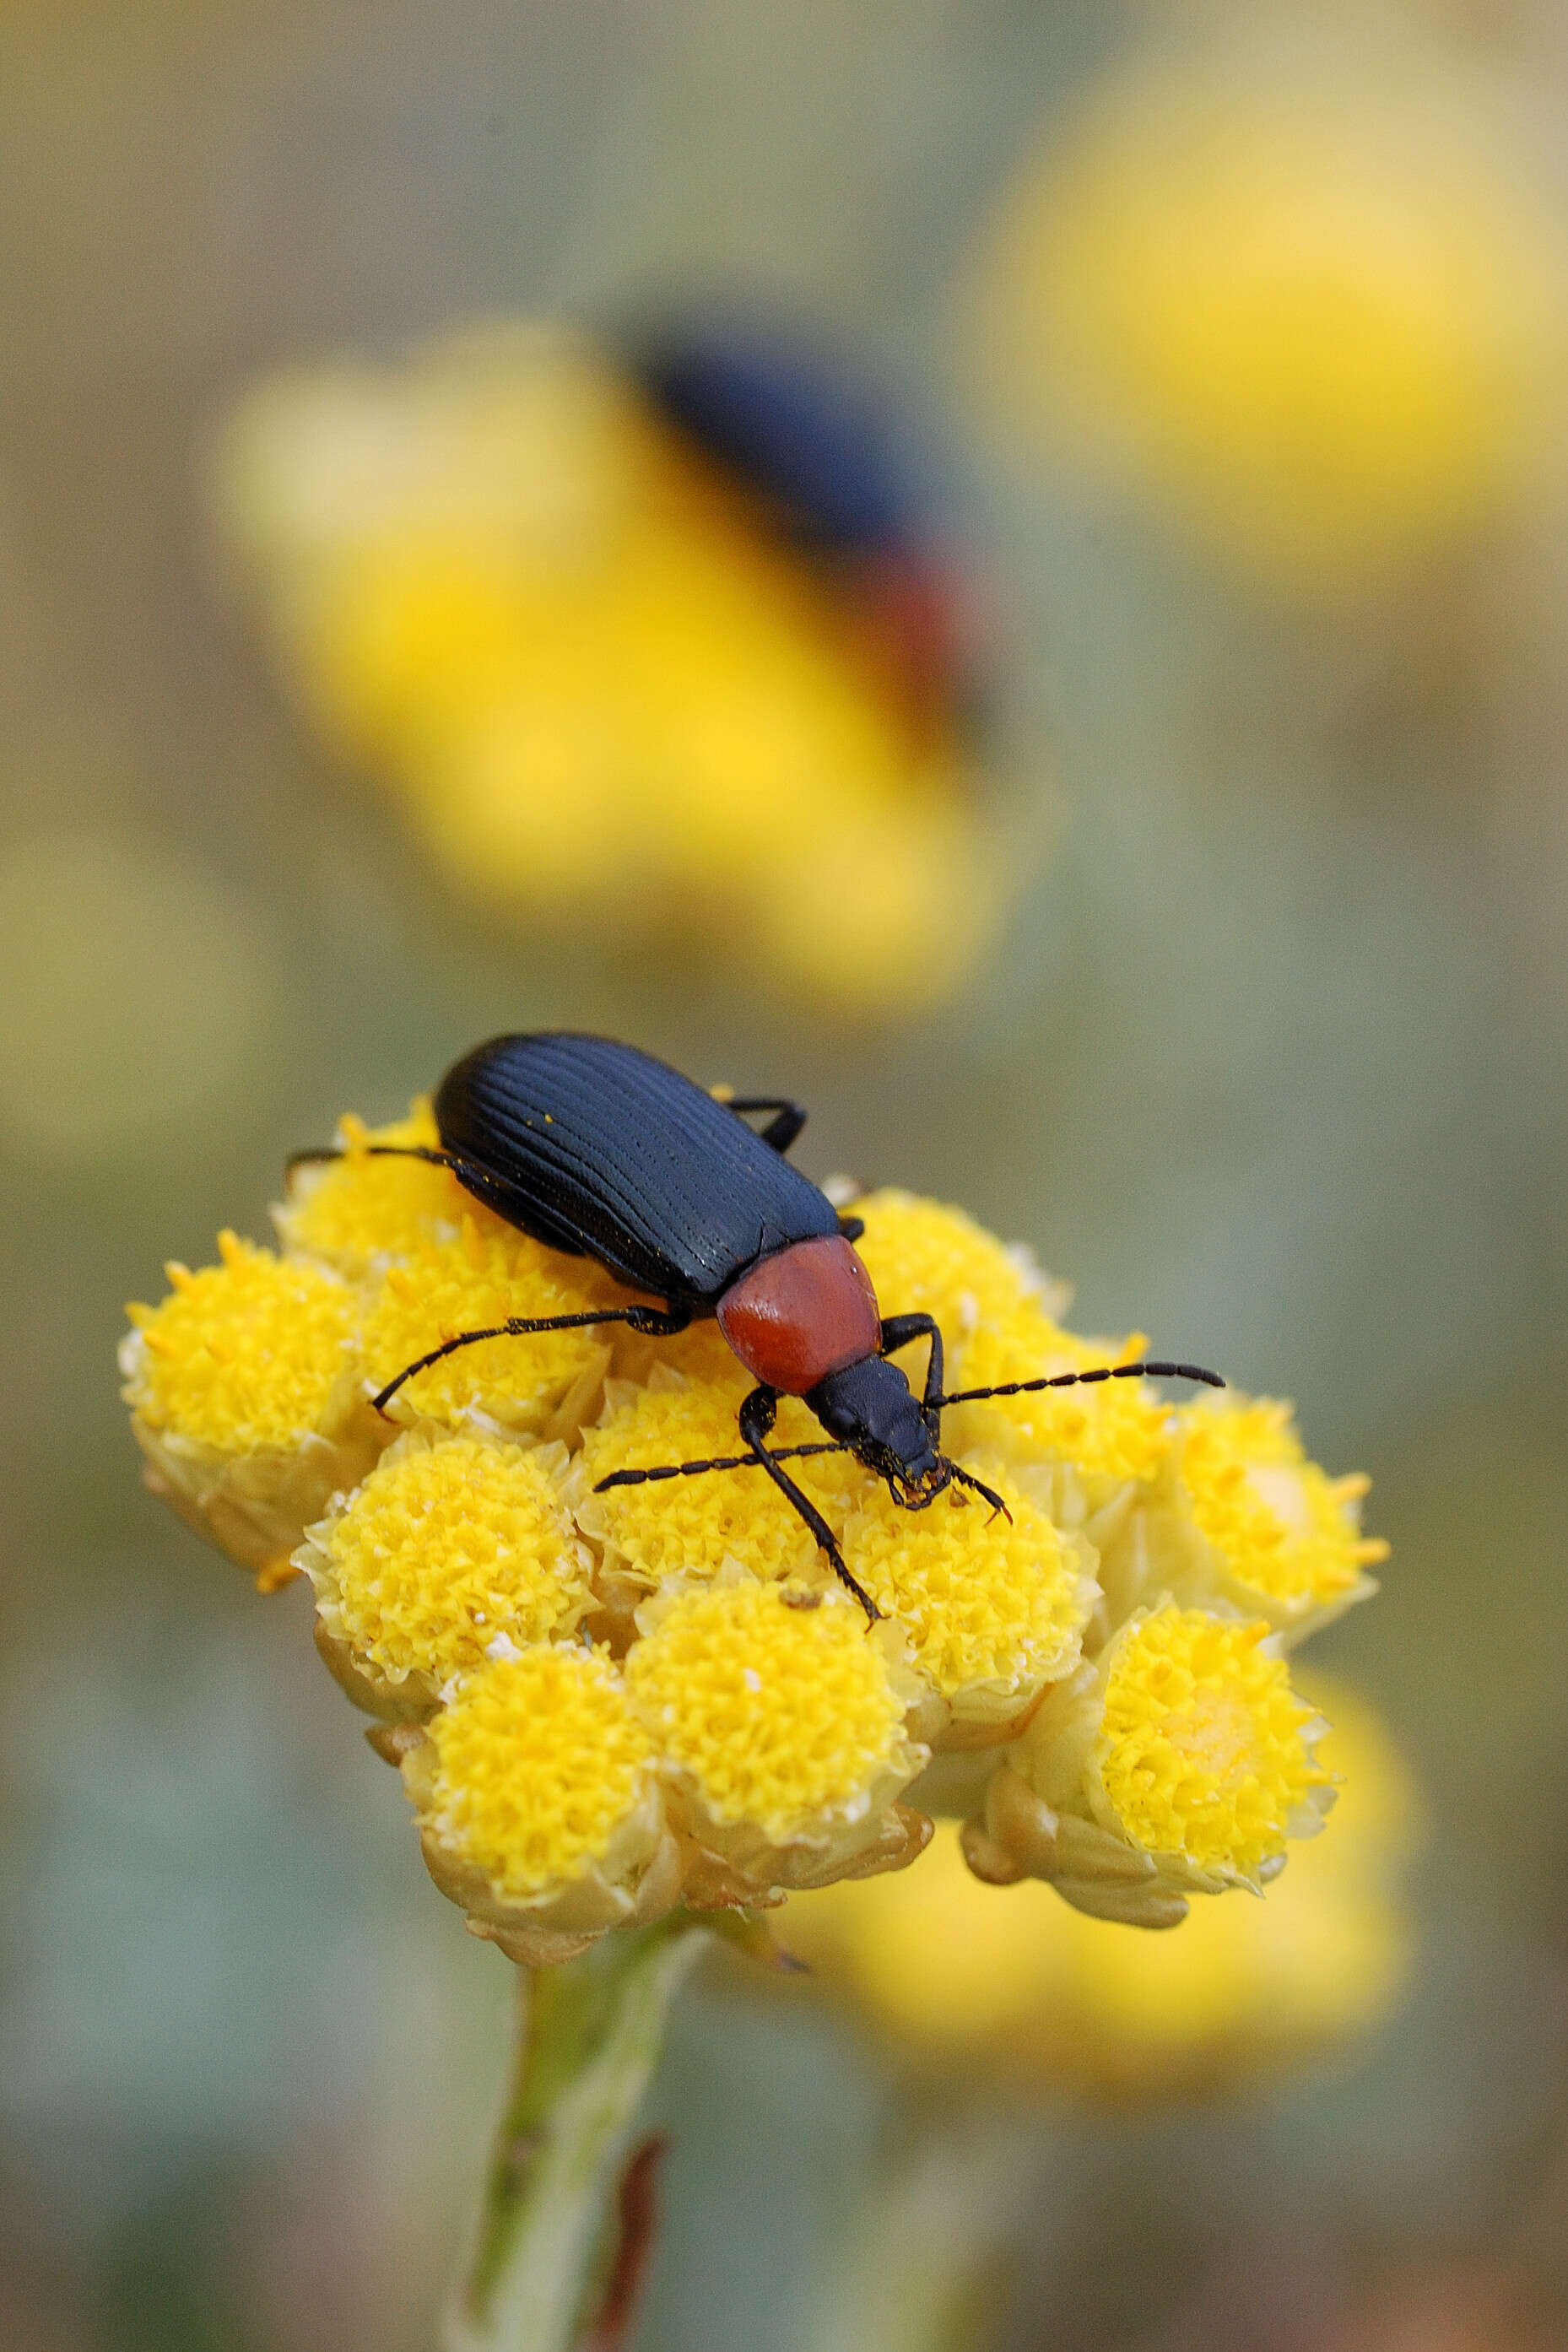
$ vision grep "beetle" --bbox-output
[630,317,979,726]
[298,1033,1222,1619]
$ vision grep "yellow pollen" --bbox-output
[281,1098,487,1272]
[577,1382,827,1584]
[624,1581,907,1843]
[1095,1605,1327,1875]
[422,1648,653,1900]
[842,1465,1088,1700]
[956,1306,1171,1484]
[361,1216,614,1423]
[125,1231,359,1452]
[1179,1397,1387,1609]
[322,1437,590,1684]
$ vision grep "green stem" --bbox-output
[443,1917,711,2352]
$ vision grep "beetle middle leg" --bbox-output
[372,1301,691,1415]
[738,1385,880,1621]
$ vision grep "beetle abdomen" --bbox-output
[435,1033,839,1304]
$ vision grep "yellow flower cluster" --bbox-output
[783,1680,1417,2101]
[209,325,1001,1012]
[122,1108,1381,1957]
[969,45,1568,590]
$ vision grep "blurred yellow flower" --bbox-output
[122,1116,1378,1964]
[969,45,1568,588]
[210,325,1003,1012]
[781,1681,1418,2103]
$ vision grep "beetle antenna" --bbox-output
[595,1440,852,1491]
[935,1360,1224,1408]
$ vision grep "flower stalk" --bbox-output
[445,1918,711,2352]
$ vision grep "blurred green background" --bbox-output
[4,3,1568,2347]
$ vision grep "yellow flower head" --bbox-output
[1093,1604,1327,1876]
[839,1462,1091,1722]
[971,47,1568,587]
[782,1679,1416,2101]
[303,1433,591,1706]
[574,1378,826,1587]
[361,1217,613,1429]
[126,1133,1377,1955]
[625,1579,918,1849]
[278,1098,473,1273]
[124,1230,359,1454]
[415,1646,655,1902]
[209,326,1002,1014]
[1176,1394,1387,1626]
[851,1189,1058,1339]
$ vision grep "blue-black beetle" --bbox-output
[298,1034,1222,1619]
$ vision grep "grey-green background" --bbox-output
[3,3,1567,2346]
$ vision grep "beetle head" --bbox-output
[806,1354,945,1501]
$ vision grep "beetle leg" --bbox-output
[371,1300,691,1415]
[946,1463,1013,1524]
[285,1142,471,1177]
[835,1214,866,1244]
[738,1385,880,1621]
[877,1312,946,1446]
[726,1098,808,1155]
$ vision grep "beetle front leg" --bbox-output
[737,1386,880,1620]
[877,1312,945,1446]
